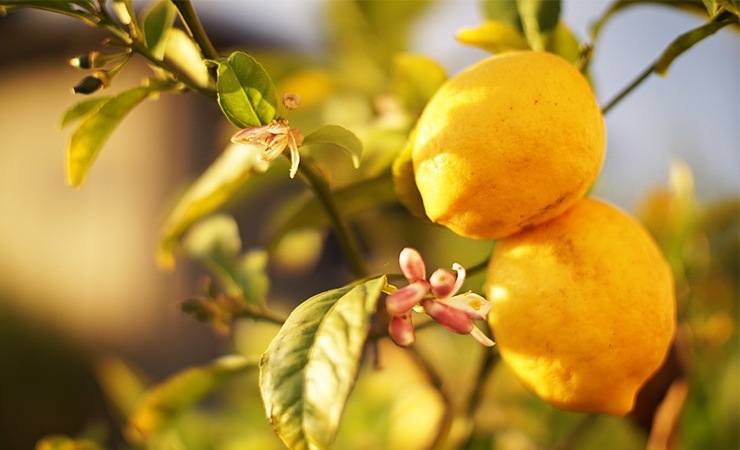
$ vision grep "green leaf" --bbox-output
[183,214,269,303]
[545,21,582,64]
[591,0,712,40]
[210,51,277,129]
[140,0,177,60]
[66,82,164,188]
[302,125,363,169]
[165,28,210,88]
[157,141,270,269]
[516,0,561,51]
[481,0,523,32]
[654,18,737,75]
[59,97,110,128]
[260,276,387,450]
[391,53,448,114]
[0,0,99,24]
[127,355,256,442]
[267,173,398,250]
[456,20,530,54]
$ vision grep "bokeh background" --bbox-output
[0,0,737,448]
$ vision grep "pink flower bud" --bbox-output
[399,247,426,282]
[386,281,429,316]
[421,299,473,335]
[429,268,456,299]
[389,313,415,347]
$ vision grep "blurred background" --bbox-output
[0,0,737,448]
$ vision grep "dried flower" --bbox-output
[230,93,304,178]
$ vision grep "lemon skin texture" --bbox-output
[486,198,676,416]
[412,51,605,240]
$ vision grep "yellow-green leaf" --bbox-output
[654,19,737,76]
[140,0,176,60]
[456,19,530,54]
[302,125,363,169]
[157,141,270,268]
[260,276,387,450]
[127,355,256,442]
[66,82,164,188]
[164,28,209,88]
[59,97,109,128]
[391,53,447,115]
[545,21,582,64]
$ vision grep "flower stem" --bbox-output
[296,155,369,278]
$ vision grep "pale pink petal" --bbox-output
[386,281,430,316]
[450,263,466,297]
[231,124,272,144]
[399,247,426,282]
[388,313,415,347]
[287,130,302,178]
[435,292,492,320]
[469,326,495,347]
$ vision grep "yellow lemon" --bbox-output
[412,51,605,239]
[486,198,675,416]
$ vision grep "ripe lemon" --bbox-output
[412,51,605,239]
[485,198,675,416]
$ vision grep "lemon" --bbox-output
[485,198,675,416]
[412,51,605,239]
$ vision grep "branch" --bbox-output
[296,155,369,278]
[171,0,219,60]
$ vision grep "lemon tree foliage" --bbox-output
[208,51,277,129]
[128,355,257,441]
[2,0,738,448]
[140,0,177,60]
[64,80,170,187]
[260,276,387,450]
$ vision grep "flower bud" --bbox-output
[422,299,473,335]
[399,247,426,282]
[72,71,110,94]
[429,268,456,299]
[388,313,415,347]
[386,281,429,316]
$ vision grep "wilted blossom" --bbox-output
[385,247,494,347]
[231,93,304,178]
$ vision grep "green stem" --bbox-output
[171,0,220,61]
[600,10,736,115]
[95,2,216,98]
[234,304,287,325]
[600,62,654,115]
[129,41,217,98]
[459,342,499,448]
[406,345,454,450]
[296,156,369,278]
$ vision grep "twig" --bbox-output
[296,155,369,278]
[171,0,219,61]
